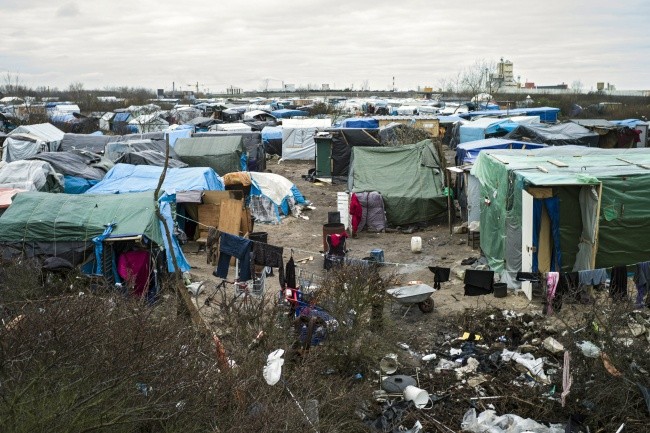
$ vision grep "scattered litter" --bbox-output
[421,353,437,362]
[576,340,601,358]
[461,409,564,433]
[542,336,564,354]
[455,357,479,379]
[501,349,550,384]
[186,281,204,296]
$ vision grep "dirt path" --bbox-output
[183,158,534,318]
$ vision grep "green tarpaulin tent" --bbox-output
[0,191,163,244]
[349,139,446,226]
[174,136,245,175]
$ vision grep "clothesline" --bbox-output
[175,213,428,269]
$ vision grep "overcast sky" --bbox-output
[2,0,649,92]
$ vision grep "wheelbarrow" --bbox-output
[386,283,436,317]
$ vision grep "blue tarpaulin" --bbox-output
[271,109,308,119]
[455,138,547,165]
[165,128,193,147]
[85,164,224,195]
[459,107,561,123]
[340,117,379,129]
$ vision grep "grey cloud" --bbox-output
[56,2,80,17]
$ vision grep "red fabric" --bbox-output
[329,232,348,248]
[117,250,150,297]
[349,193,362,233]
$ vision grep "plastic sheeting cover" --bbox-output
[85,163,223,195]
[0,160,64,192]
[349,139,446,226]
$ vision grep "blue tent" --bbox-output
[341,117,379,129]
[271,109,308,119]
[459,107,560,123]
[85,164,223,195]
[456,138,547,165]
[459,118,512,143]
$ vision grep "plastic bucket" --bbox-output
[493,282,507,298]
[322,223,346,252]
[403,385,433,409]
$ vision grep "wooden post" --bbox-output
[446,169,452,234]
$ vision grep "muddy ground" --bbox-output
[182,156,533,318]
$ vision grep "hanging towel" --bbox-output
[546,272,559,315]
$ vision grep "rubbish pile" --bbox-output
[357,307,650,432]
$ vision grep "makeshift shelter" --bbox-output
[455,138,547,223]
[193,131,266,171]
[85,164,223,197]
[505,123,599,147]
[349,139,446,226]
[114,150,188,168]
[0,160,64,192]
[262,126,283,156]
[169,106,202,124]
[27,150,114,193]
[248,172,308,223]
[271,109,308,119]
[340,118,379,129]
[459,107,561,123]
[243,110,276,122]
[59,133,113,153]
[281,118,332,160]
[612,119,648,147]
[104,139,181,163]
[128,114,169,133]
[214,123,252,133]
[99,112,115,131]
[317,128,380,179]
[184,116,221,131]
[112,111,133,133]
[0,191,190,279]
[571,119,640,148]
[174,136,247,174]
[2,123,64,162]
[471,146,650,297]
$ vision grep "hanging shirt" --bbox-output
[252,242,285,287]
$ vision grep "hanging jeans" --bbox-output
[214,233,252,281]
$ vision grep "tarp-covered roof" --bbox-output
[114,150,188,168]
[174,136,245,175]
[505,122,599,147]
[271,109,308,119]
[349,139,446,225]
[0,160,63,192]
[85,163,223,195]
[456,138,547,165]
[459,107,560,123]
[0,191,163,244]
[27,150,113,180]
[105,138,181,162]
[340,118,379,129]
[8,123,64,143]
